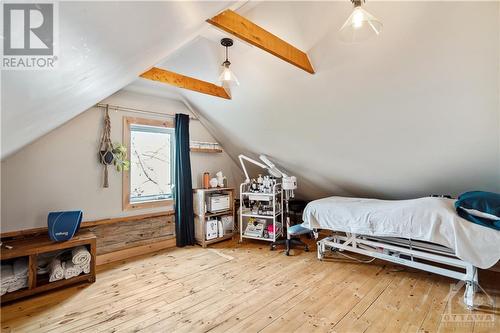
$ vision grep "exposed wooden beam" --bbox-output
[207,9,314,74]
[140,67,231,100]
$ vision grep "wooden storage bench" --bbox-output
[1,231,96,304]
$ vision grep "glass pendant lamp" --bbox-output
[218,38,239,86]
[340,0,382,43]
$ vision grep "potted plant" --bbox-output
[112,142,130,172]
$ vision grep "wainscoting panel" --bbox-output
[87,214,175,255]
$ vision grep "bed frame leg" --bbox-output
[317,241,325,260]
[464,282,475,310]
[463,266,477,309]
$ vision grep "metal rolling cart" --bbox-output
[239,182,283,243]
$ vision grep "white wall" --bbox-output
[0,90,242,233]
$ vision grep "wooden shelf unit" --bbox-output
[1,231,96,304]
[193,187,235,248]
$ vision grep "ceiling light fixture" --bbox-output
[339,0,382,43]
[219,38,239,86]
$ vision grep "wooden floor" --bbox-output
[1,239,499,333]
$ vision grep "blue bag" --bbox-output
[47,210,83,242]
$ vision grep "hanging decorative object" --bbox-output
[99,105,114,188]
[339,0,383,43]
[218,38,239,86]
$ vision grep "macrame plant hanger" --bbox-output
[99,105,114,188]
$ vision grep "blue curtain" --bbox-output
[174,113,195,246]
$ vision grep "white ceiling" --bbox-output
[3,1,500,200]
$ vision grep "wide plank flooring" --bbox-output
[1,240,499,332]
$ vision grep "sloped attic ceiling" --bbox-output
[3,1,499,200]
[1,1,232,159]
[128,1,500,200]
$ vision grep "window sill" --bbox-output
[123,199,174,211]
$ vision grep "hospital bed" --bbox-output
[302,196,500,309]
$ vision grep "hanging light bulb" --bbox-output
[339,0,382,43]
[218,38,239,86]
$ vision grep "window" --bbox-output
[123,117,174,210]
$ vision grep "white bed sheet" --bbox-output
[302,196,500,269]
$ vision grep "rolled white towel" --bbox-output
[49,258,65,282]
[80,262,90,274]
[71,246,91,266]
[64,261,83,279]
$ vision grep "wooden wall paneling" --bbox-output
[87,214,175,255]
[0,212,175,238]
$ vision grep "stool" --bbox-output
[270,224,312,256]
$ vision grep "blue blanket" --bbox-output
[455,191,500,231]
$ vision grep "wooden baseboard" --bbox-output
[0,211,175,238]
[96,238,176,266]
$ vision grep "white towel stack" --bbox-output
[63,246,91,279]
[49,246,91,281]
[1,258,28,295]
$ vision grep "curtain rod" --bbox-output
[95,103,198,121]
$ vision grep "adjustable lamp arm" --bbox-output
[238,154,267,183]
[259,155,288,178]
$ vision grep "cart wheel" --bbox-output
[304,245,309,252]
[270,244,276,251]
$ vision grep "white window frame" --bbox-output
[122,116,175,211]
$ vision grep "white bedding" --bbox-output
[302,196,500,269]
